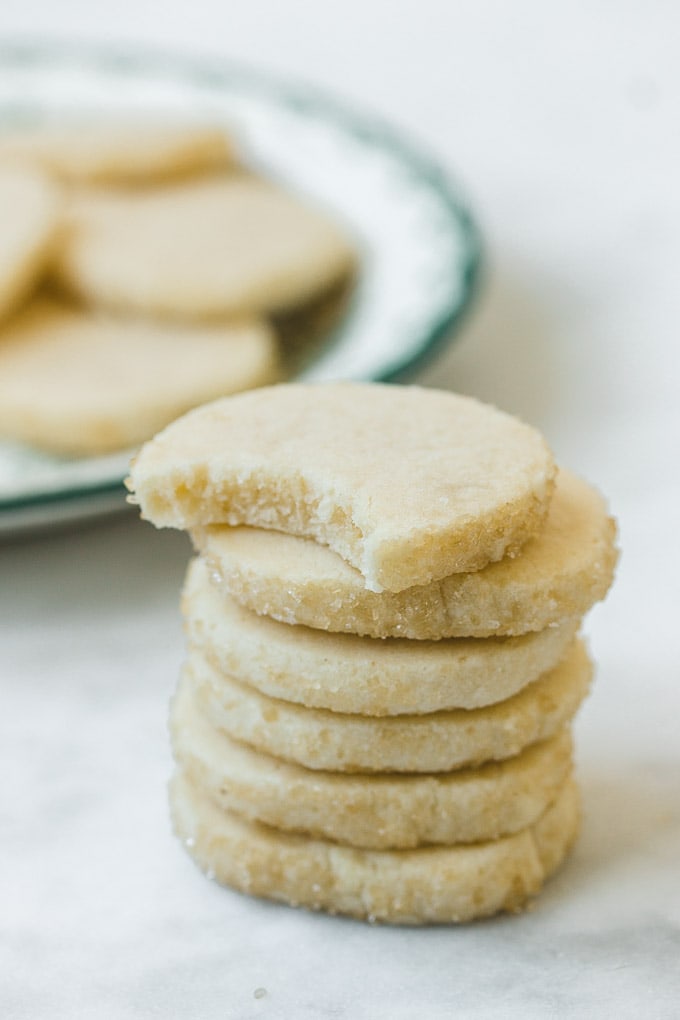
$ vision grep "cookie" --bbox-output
[127,383,556,592]
[54,175,356,319]
[0,298,279,455]
[196,469,617,637]
[170,770,580,924]
[183,556,579,714]
[0,164,61,322]
[186,639,591,773]
[0,121,233,184]
[171,674,574,848]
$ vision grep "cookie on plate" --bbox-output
[0,120,234,184]
[54,175,356,319]
[0,298,279,455]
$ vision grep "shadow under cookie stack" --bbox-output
[128,382,617,925]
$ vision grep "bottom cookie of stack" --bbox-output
[170,769,580,925]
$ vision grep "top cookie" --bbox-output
[0,121,233,184]
[127,383,556,593]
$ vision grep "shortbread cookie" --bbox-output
[183,557,579,714]
[186,639,591,773]
[171,675,573,847]
[128,383,556,592]
[197,470,616,637]
[0,121,233,183]
[0,298,279,455]
[170,770,580,924]
[54,176,356,318]
[0,165,61,321]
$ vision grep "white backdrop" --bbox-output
[2,4,679,1018]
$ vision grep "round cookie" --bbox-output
[170,771,580,924]
[54,175,356,318]
[196,469,617,637]
[183,556,580,714]
[127,383,556,593]
[171,676,574,848]
[0,298,279,455]
[0,164,61,322]
[0,121,233,184]
[186,639,591,773]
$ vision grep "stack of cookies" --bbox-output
[128,382,617,924]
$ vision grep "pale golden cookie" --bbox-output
[0,121,233,184]
[170,771,580,924]
[0,298,279,455]
[183,556,579,714]
[197,470,616,637]
[128,383,556,592]
[171,675,574,848]
[186,639,591,773]
[54,176,356,318]
[0,164,61,322]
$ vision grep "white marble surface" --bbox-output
[2,3,680,1018]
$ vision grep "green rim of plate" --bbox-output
[0,39,483,514]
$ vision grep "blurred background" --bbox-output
[2,4,679,1019]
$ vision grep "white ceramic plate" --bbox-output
[0,41,481,535]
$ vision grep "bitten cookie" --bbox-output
[0,164,61,322]
[182,556,579,714]
[127,383,556,592]
[0,298,279,455]
[196,469,617,637]
[186,639,591,773]
[170,770,580,924]
[171,674,574,848]
[54,175,356,319]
